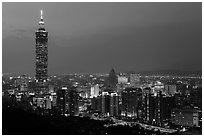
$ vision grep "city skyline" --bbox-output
[2,2,202,75]
[2,2,202,135]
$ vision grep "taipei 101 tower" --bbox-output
[35,10,48,94]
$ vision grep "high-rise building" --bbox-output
[35,10,48,94]
[67,87,79,116]
[174,93,183,108]
[57,89,66,115]
[164,84,177,95]
[108,68,118,90]
[20,74,28,92]
[13,75,28,91]
[118,75,128,84]
[161,95,175,122]
[45,97,52,109]
[110,93,119,116]
[143,87,159,124]
[102,92,110,116]
[90,84,100,98]
[155,91,162,126]
[51,92,57,107]
[91,95,102,112]
[143,89,175,126]
[36,97,44,108]
[121,87,142,118]
[143,87,151,122]
[91,97,98,111]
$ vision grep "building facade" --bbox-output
[102,92,111,116]
[121,87,142,118]
[108,68,118,90]
[67,87,79,116]
[90,84,100,98]
[35,10,48,94]
[110,92,119,116]
[56,89,66,115]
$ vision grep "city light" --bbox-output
[2,3,202,135]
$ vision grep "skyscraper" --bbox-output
[108,68,118,90]
[110,92,119,116]
[121,87,142,118]
[67,87,79,116]
[35,10,48,94]
[90,84,100,98]
[57,89,66,115]
[102,92,110,116]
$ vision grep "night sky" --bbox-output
[2,2,202,75]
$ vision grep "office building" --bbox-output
[110,92,119,116]
[67,87,79,116]
[36,97,44,108]
[143,87,151,122]
[155,91,162,126]
[118,76,128,84]
[143,88,174,125]
[108,68,118,90]
[45,97,52,109]
[121,87,142,118]
[20,74,28,92]
[35,10,48,94]
[90,84,100,98]
[102,92,110,116]
[164,84,177,95]
[57,89,66,115]
[161,95,175,122]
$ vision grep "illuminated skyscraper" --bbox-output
[35,10,48,94]
[90,84,100,98]
[57,89,66,115]
[102,92,110,115]
[121,87,142,117]
[110,92,119,116]
[67,87,79,116]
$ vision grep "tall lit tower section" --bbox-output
[35,10,48,94]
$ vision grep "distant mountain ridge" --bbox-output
[124,69,202,76]
[3,69,202,77]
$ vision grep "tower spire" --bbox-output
[39,9,44,26]
[41,10,43,20]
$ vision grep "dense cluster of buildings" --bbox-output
[2,10,202,133]
[2,68,202,129]
[87,70,202,128]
